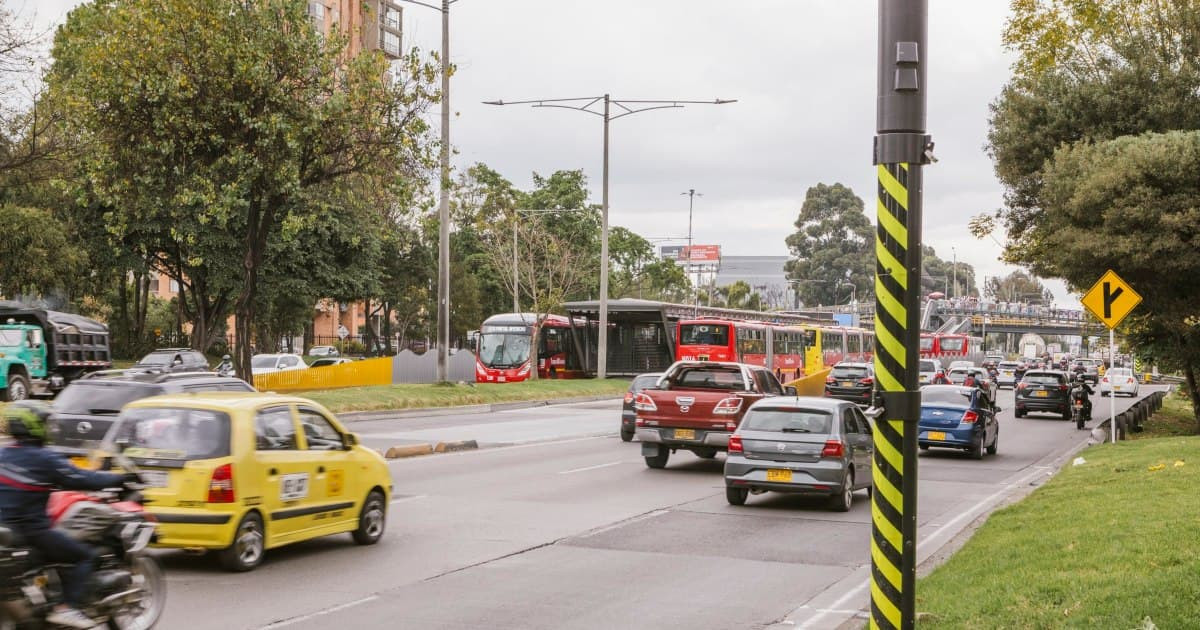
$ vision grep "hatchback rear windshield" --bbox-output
[922,387,972,406]
[110,407,231,461]
[741,408,832,434]
[1023,373,1064,385]
[1108,369,1132,377]
[54,383,157,415]
[831,366,870,379]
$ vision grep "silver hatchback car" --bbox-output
[724,397,874,511]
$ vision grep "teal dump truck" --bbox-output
[0,303,111,401]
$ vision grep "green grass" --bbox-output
[917,436,1200,628]
[1132,390,1200,440]
[302,378,630,414]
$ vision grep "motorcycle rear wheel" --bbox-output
[106,555,166,630]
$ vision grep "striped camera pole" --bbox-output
[872,1,931,628]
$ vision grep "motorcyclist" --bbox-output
[215,354,235,377]
[0,401,133,629]
[1073,374,1095,421]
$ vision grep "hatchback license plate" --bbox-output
[1034,390,1048,397]
[766,469,792,482]
[927,431,946,441]
[140,471,169,488]
[841,381,853,387]
[673,428,695,440]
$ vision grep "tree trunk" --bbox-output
[1183,359,1200,433]
[235,202,274,388]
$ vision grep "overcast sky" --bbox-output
[14,0,1079,306]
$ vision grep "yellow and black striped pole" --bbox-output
[872,1,931,628]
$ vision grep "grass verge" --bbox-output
[303,378,630,414]
[1131,389,1199,439]
[916,436,1200,628]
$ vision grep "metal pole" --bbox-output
[687,189,696,305]
[872,1,930,629]
[513,219,519,313]
[435,0,451,382]
[1110,328,1116,443]
[952,247,957,300]
[597,94,610,380]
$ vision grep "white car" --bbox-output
[918,359,945,386]
[948,360,974,371]
[251,353,308,375]
[1098,367,1139,397]
[308,345,340,357]
[995,361,1022,388]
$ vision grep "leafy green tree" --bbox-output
[50,0,438,382]
[784,183,873,307]
[921,246,978,298]
[983,270,1053,305]
[0,205,88,300]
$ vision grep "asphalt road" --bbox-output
[154,387,1165,630]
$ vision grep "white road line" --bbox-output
[796,465,1050,629]
[557,460,625,475]
[390,494,427,505]
[259,594,380,629]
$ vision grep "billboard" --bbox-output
[682,244,721,262]
[659,245,684,261]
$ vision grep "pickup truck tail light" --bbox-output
[623,392,635,404]
[820,440,845,458]
[632,392,657,412]
[728,435,743,454]
[961,410,979,424]
[713,397,743,415]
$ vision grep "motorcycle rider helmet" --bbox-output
[222,354,231,361]
[2,399,50,442]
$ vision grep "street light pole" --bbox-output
[682,189,702,305]
[952,246,957,300]
[483,96,736,379]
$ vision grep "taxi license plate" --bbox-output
[673,428,696,440]
[1034,390,1048,397]
[927,431,947,441]
[140,471,169,488]
[766,469,792,482]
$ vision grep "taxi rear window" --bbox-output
[111,407,231,462]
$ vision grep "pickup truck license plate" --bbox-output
[927,431,946,441]
[766,469,792,482]
[673,428,696,440]
[1034,390,1048,397]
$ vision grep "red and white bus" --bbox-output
[919,333,984,364]
[674,319,872,382]
[818,326,874,366]
[475,313,586,383]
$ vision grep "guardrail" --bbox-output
[1093,389,1168,442]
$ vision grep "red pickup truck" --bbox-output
[633,361,794,469]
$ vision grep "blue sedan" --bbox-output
[918,385,998,460]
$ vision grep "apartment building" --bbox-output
[306,0,404,59]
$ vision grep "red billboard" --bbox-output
[681,244,721,263]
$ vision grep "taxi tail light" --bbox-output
[728,435,744,454]
[961,410,979,424]
[713,397,743,415]
[820,440,845,458]
[632,392,657,412]
[208,464,235,504]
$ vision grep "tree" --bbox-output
[50,0,438,383]
[784,183,873,307]
[921,246,978,298]
[0,205,87,300]
[983,270,1053,305]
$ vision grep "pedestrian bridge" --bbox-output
[925,303,1106,337]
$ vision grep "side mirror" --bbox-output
[344,432,359,448]
[784,386,798,396]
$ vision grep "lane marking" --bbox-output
[390,494,427,505]
[557,460,625,475]
[259,594,380,629]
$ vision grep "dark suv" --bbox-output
[825,362,874,405]
[129,348,210,374]
[48,372,255,455]
[1014,370,1071,420]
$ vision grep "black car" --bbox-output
[825,362,874,405]
[1014,370,1072,420]
[621,372,663,442]
[129,348,210,374]
[48,372,256,455]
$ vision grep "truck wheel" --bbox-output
[644,445,669,469]
[620,427,634,442]
[1,373,29,402]
[725,486,748,506]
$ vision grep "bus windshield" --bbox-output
[679,324,730,347]
[478,332,532,369]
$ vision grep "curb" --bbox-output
[339,394,621,423]
[384,439,480,459]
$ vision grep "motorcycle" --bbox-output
[1072,386,1091,430]
[214,354,236,378]
[0,461,165,629]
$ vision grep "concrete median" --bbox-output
[385,443,434,459]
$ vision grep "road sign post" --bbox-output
[1080,269,1142,444]
[872,1,933,628]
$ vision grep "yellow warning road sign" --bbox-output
[1081,269,1141,329]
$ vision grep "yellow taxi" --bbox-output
[110,393,392,571]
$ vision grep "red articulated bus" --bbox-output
[475,313,586,383]
[919,333,984,364]
[674,318,811,382]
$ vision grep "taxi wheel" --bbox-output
[219,512,265,572]
[352,490,387,546]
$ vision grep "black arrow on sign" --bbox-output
[1103,282,1124,319]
